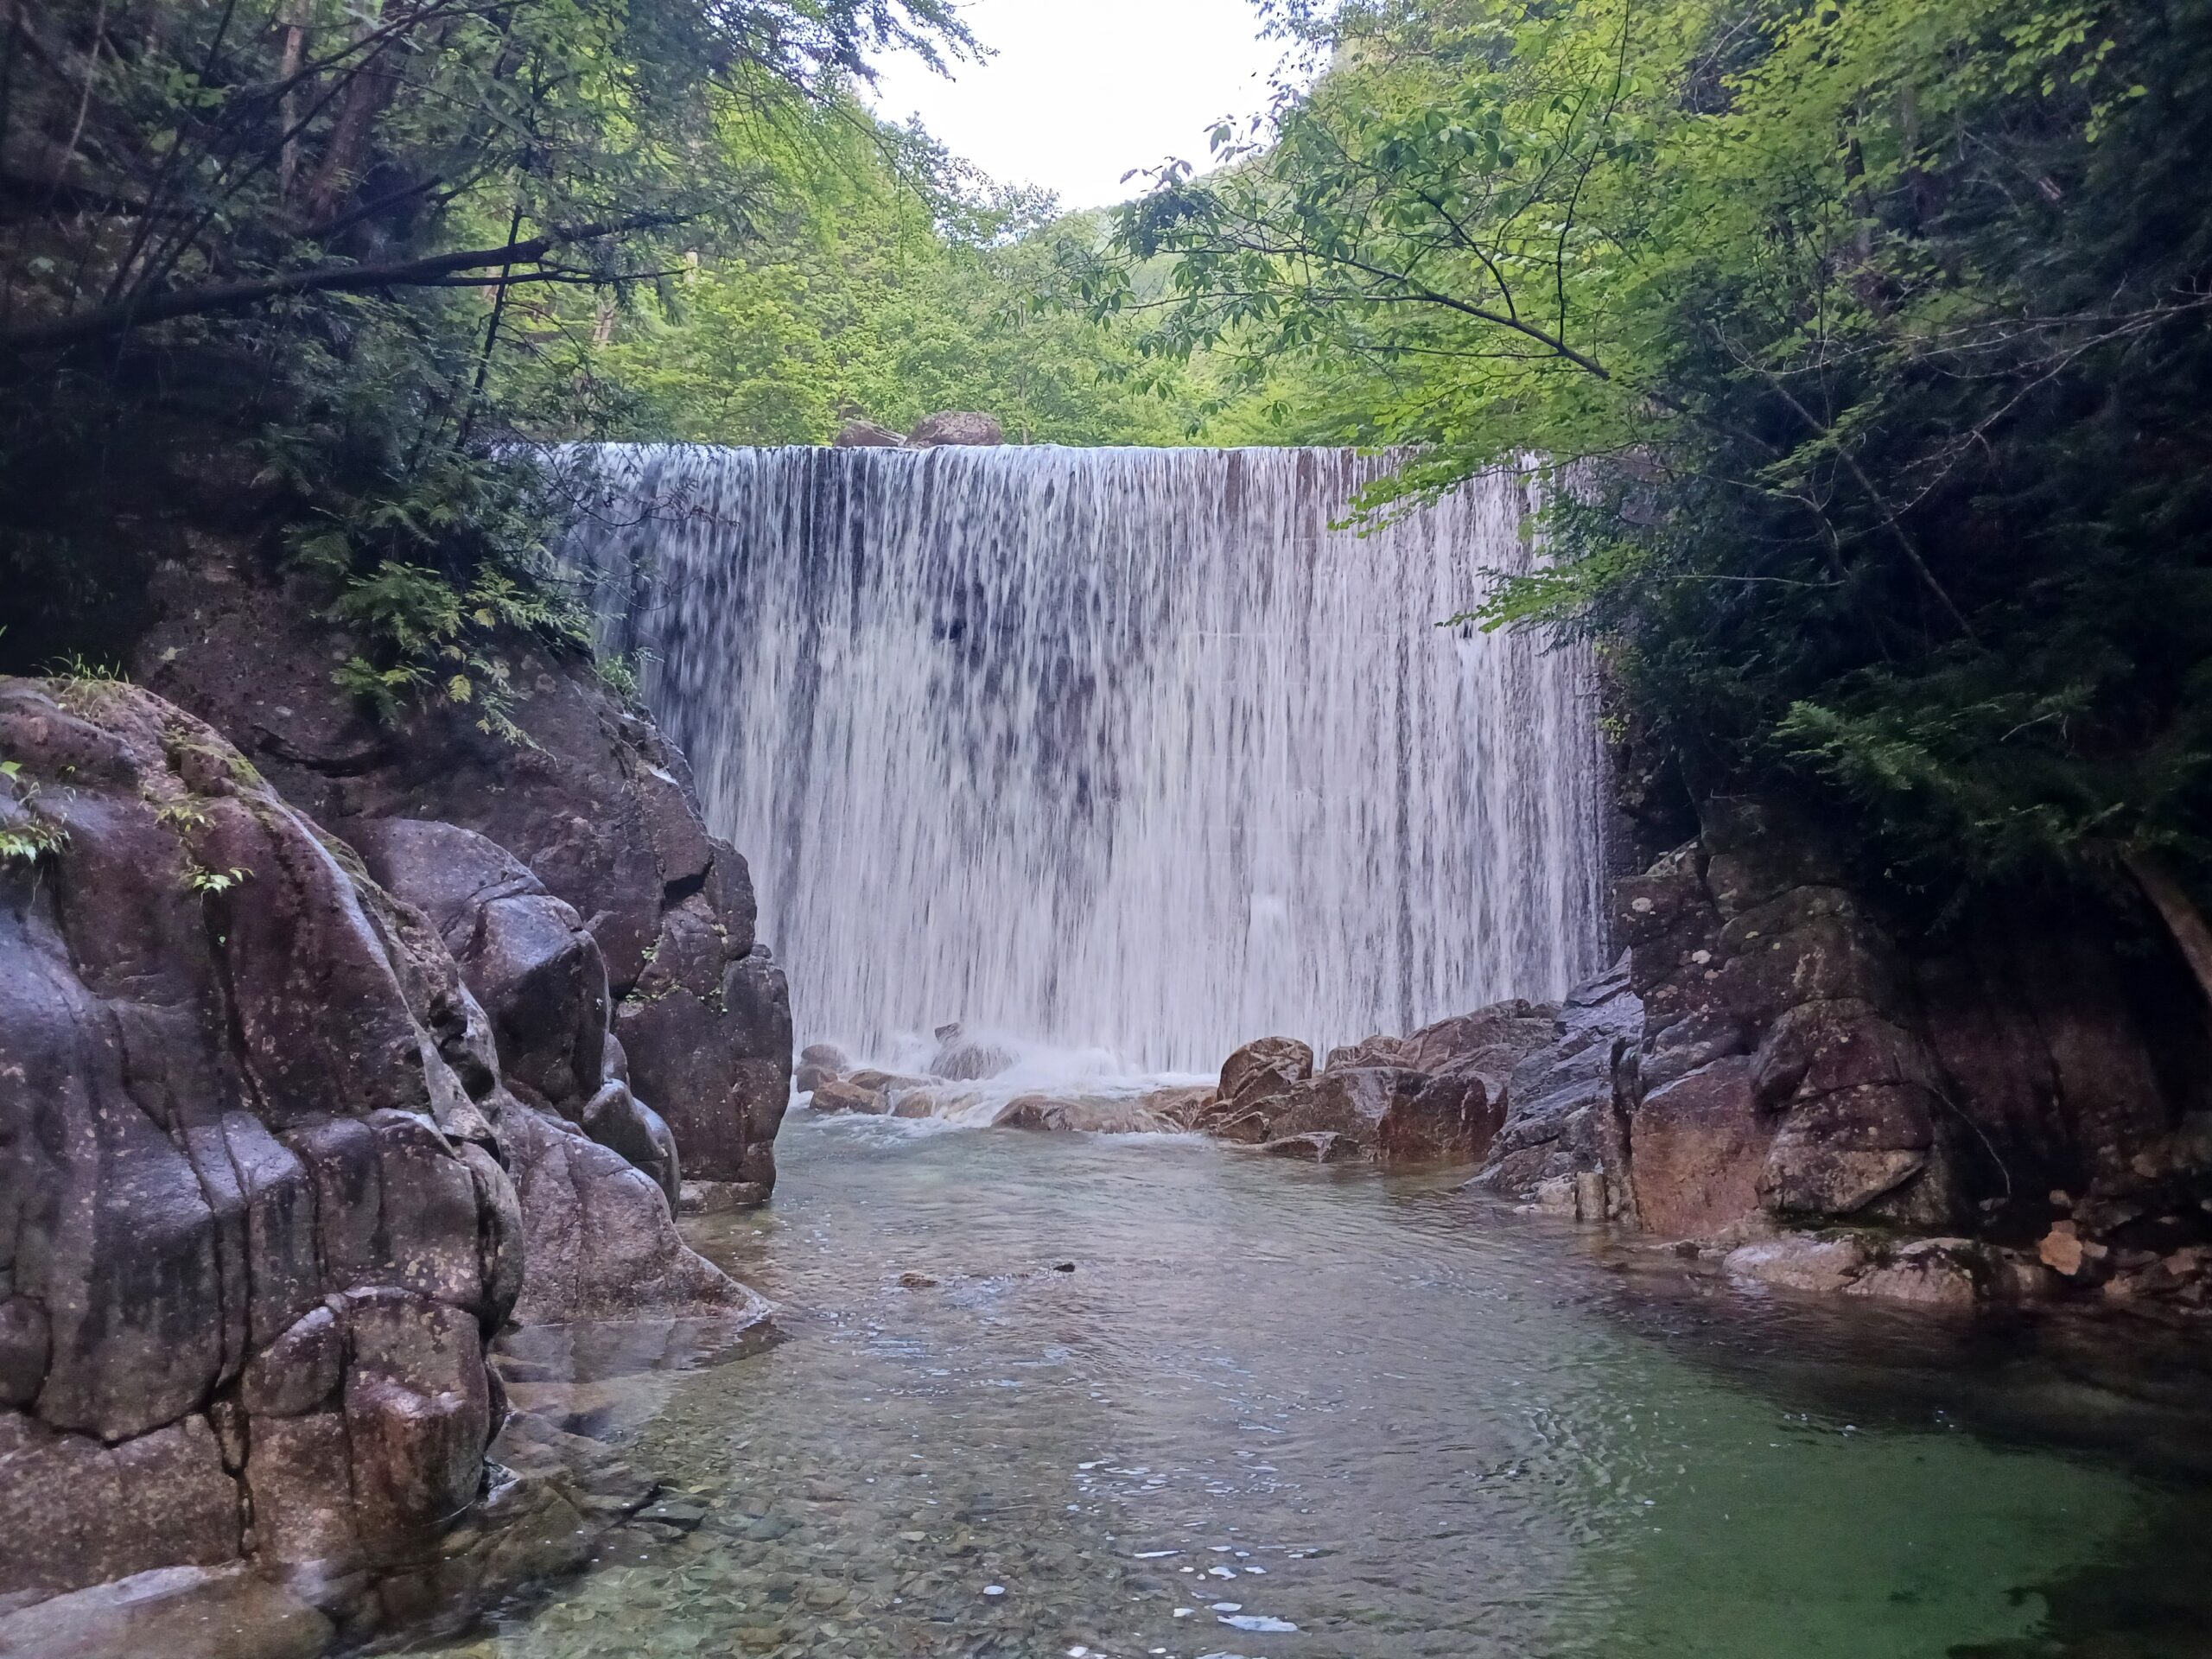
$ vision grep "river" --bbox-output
[432,1114,2212,1659]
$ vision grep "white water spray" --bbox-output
[563,444,1606,1072]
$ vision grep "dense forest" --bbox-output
[3,0,2209,969]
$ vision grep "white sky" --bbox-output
[867,0,1287,212]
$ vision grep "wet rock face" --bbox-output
[1472,966,1642,1200]
[131,566,792,1198]
[350,819,681,1205]
[0,677,763,1626]
[346,817,753,1324]
[1473,797,2212,1295]
[0,679,520,1599]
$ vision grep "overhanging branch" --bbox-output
[0,213,692,352]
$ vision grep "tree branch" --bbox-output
[0,215,692,352]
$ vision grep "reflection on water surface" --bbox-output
[427,1116,2212,1659]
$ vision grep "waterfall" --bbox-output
[563,444,1608,1074]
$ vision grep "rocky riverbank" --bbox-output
[0,543,792,1654]
[1173,799,2212,1316]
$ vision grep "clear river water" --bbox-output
[429,1114,2212,1659]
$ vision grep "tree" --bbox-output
[0,0,974,721]
[1096,0,2212,991]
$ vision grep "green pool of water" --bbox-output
[429,1116,2212,1659]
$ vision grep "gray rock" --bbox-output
[503,1103,766,1325]
[132,570,790,1198]
[0,1563,333,1659]
[1471,963,1642,1201]
[581,1079,681,1206]
[835,418,907,448]
[0,681,529,1598]
[908,411,1005,447]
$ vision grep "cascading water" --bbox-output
[563,443,1607,1073]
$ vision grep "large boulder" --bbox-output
[834,418,907,448]
[1376,1070,1497,1166]
[0,679,519,1599]
[1472,964,1643,1202]
[131,563,792,1198]
[1222,1035,1314,1102]
[1471,796,2211,1289]
[908,411,1005,447]
[0,676,761,1627]
[350,820,680,1205]
[1211,1004,1559,1167]
[794,1043,849,1094]
[1201,1036,1314,1141]
[499,1107,763,1325]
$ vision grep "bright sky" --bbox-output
[867,1,1288,213]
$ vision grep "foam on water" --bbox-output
[562,443,1608,1071]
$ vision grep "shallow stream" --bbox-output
[432,1116,2212,1659]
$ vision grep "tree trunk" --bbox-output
[2125,849,2212,1013]
[276,9,306,204]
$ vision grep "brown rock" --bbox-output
[809,1078,890,1116]
[1399,999,1560,1079]
[988,1095,1175,1134]
[1630,1058,1773,1239]
[1324,1033,1411,1071]
[1269,1066,1427,1151]
[1136,1084,1215,1127]
[1258,1131,1351,1163]
[2038,1222,2088,1277]
[1759,1084,1944,1222]
[1220,1036,1314,1106]
[1376,1071,1493,1166]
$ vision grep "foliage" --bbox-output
[505,107,1207,446]
[0,0,976,705]
[184,863,252,898]
[1102,0,2212,921]
[0,760,67,867]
